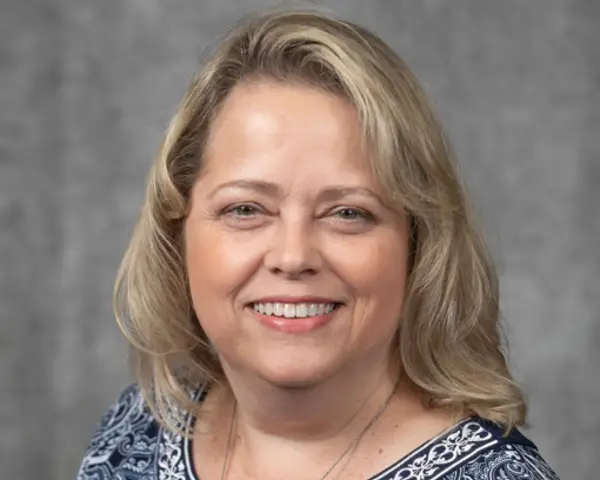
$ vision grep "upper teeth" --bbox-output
[252,302,337,318]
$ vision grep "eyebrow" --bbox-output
[207,179,282,199]
[317,185,383,203]
[207,179,384,204]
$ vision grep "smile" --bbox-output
[247,301,343,333]
[252,302,339,318]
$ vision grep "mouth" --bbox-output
[249,301,342,318]
[245,301,344,333]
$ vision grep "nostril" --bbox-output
[268,266,319,279]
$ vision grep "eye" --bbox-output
[217,203,269,229]
[223,203,260,217]
[331,207,373,222]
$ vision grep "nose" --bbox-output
[263,216,322,279]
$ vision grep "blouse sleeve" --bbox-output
[76,384,157,480]
[457,442,561,479]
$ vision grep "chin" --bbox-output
[251,353,340,389]
[257,371,330,390]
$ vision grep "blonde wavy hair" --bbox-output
[115,7,526,435]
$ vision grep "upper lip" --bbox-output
[247,296,343,305]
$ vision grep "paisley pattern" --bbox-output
[77,385,560,480]
[77,384,161,479]
[373,420,496,479]
[446,444,560,480]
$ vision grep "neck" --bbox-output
[219,348,402,443]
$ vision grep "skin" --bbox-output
[185,80,456,479]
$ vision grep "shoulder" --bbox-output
[453,443,560,479]
[76,384,162,480]
[447,418,561,480]
[378,417,560,480]
[373,416,560,480]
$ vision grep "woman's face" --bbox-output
[185,81,410,387]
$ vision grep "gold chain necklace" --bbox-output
[219,381,398,480]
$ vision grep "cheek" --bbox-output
[184,224,261,345]
[334,234,408,295]
[184,224,259,308]
[327,232,408,326]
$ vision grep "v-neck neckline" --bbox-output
[168,388,505,480]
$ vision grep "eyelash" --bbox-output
[221,204,374,223]
[331,207,373,222]
[222,203,261,218]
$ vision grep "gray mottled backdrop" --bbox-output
[1,0,598,479]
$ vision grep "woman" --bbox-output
[77,7,559,480]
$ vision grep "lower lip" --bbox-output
[248,306,340,333]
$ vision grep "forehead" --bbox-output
[202,80,370,178]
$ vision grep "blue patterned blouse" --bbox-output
[77,384,560,479]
